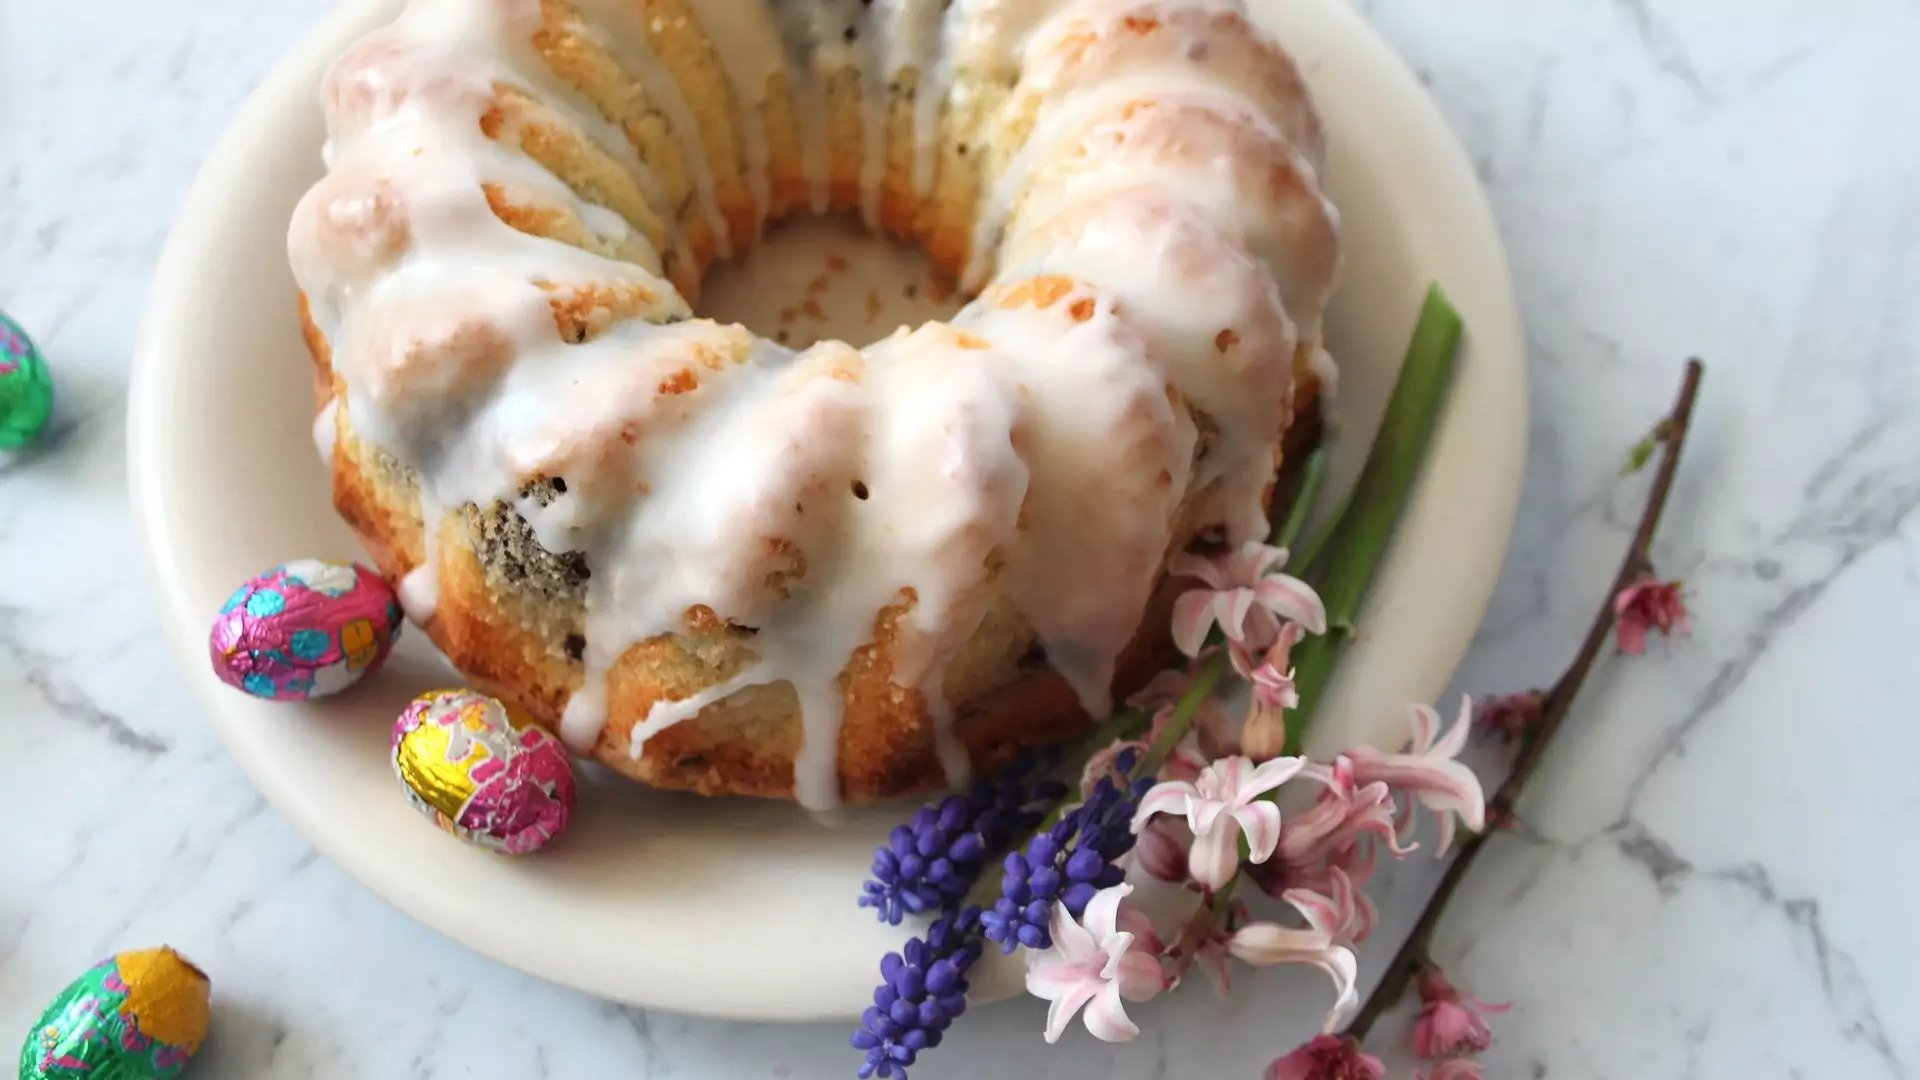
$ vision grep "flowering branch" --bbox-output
[1342,357,1705,1042]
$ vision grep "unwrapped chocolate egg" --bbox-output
[19,946,210,1080]
[0,310,54,449]
[392,689,576,854]
[209,559,402,701]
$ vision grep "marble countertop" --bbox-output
[5,1,1919,1077]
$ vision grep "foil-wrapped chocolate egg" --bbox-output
[0,310,54,449]
[209,559,402,701]
[19,946,210,1080]
[391,689,577,854]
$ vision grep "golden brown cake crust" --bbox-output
[305,303,1318,804]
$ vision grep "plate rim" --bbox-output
[128,0,1526,1021]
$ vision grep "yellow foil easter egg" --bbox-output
[390,689,577,854]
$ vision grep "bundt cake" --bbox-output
[289,0,1342,808]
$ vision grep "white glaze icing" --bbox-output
[313,397,340,466]
[568,0,736,257]
[880,0,951,200]
[680,0,786,231]
[856,5,890,229]
[290,0,1340,808]
[766,3,834,211]
[400,497,442,625]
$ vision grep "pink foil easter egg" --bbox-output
[209,560,402,701]
[391,689,576,854]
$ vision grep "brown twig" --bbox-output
[1343,358,1704,1041]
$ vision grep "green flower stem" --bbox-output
[1282,285,1465,755]
[1275,444,1333,552]
[1134,649,1230,778]
[1292,487,1350,575]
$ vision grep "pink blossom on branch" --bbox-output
[1474,690,1545,747]
[1265,1035,1385,1080]
[1023,884,1167,1044]
[1131,755,1305,891]
[1169,543,1327,657]
[1345,699,1486,854]
[1613,573,1690,653]
[1412,965,1509,1059]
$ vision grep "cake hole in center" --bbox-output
[698,213,967,350]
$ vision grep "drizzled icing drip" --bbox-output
[313,397,340,466]
[291,0,1340,808]
[678,0,786,230]
[566,0,736,259]
[399,495,443,625]
[767,3,834,211]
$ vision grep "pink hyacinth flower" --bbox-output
[1246,622,1305,708]
[1131,754,1305,891]
[1126,665,1206,713]
[1265,1035,1385,1080]
[1131,816,1190,883]
[1240,622,1306,762]
[1078,737,1150,798]
[1217,867,1366,1026]
[1280,861,1373,949]
[1413,966,1509,1059]
[1024,883,1167,1043]
[1614,574,1691,654]
[1121,666,1233,783]
[1169,543,1326,658]
[1276,768,1407,867]
[1226,912,1360,1031]
[1255,854,1382,948]
[1346,699,1486,855]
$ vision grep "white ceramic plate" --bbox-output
[129,0,1525,1021]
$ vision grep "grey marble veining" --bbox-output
[5,1,1919,1077]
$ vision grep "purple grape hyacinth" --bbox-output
[851,907,985,1079]
[981,749,1152,953]
[859,756,1068,925]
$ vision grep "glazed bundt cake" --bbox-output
[289,0,1342,808]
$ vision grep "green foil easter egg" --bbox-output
[0,310,54,449]
[18,947,210,1080]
